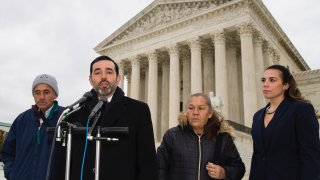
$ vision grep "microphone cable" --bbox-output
[45,121,59,180]
[45,106,84,180]
[80,117,90,180]
[80,110,102,180]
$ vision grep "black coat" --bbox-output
[250,98,320,180]
[157,125,245,180]
[50,88,157,180]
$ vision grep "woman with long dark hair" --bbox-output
[249,65,320,179]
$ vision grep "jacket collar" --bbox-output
[88,87,127,126]
[257,98,292,153]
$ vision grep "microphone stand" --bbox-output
[87,110,128,180]
[87,111,128,180]
[65,123,77,180]
[53,106,129,180]
[89,126,128,180]
[95,126,101,180]
[53,106,84,180]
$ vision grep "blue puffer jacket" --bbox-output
[2,102,64,180]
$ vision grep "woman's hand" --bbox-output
[206,162,226,179]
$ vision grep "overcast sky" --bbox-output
[1,0,319,124]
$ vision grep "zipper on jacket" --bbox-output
[197,135,201,180]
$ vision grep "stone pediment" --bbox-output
[95,0,224,50]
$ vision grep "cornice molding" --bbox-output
[294,69,320,77]
[249,0,309,70]
[96,1,217,49]
[95,0,244,53]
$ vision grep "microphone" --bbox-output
[66,91,93,111]
[56,92,92,141]
[88,99,106,120]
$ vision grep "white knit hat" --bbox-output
[32,74,59,96]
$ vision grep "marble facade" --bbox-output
[94,0,319,142]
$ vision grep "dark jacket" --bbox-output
[157,122,245,180]
[50,88,157,180]
[250,98,320,180]
[2,101,64,180]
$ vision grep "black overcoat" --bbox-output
[50,88,157,180]
[250,98,320,180]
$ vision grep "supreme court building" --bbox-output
[94,0,320,165]
[94,0,320,176]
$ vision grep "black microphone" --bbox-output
[88,99,106,119]
[66,91,93,111]
[56,92,92,142]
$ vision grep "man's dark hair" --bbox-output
[90,55,119,76]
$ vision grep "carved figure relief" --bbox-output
[108,1,219,45]
[104,1,248,48]
[209,91,223,113]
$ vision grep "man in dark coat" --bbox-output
[50,55,157,180]
[2,74,64,180]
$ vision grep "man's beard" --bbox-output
[94,80,117,98]
[97,86,115,97]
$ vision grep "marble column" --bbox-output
[157,71,162,141]
[118,61,125,90]
[130,57,140,100]
[181,48,191,108]
[188,37,202,94]
[254,34,267,108]
[238,23,258,126]
[127,72,131,97]
[273,51,280,65]
[168,44,180,128]
[140,73,146,102]
[226,36,241,123]
[161,59,169,138]
[212,30,229,118]
[147,51,158,141]
[262,42,273,68]
[202,41,215,94]
[144,69,149,102]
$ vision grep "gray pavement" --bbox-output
[0,162,5,180]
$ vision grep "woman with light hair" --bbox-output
[157,93,245,180]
